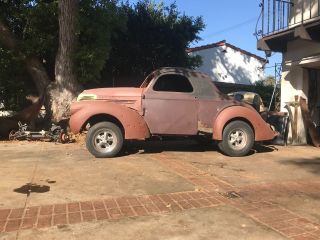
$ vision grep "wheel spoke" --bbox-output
[96,135,104,141]
[96,142,103,148]
[93,128,118,153]
[228,129,247,150]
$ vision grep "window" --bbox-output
[153,74,193,93]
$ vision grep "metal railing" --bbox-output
[256,0,320,37]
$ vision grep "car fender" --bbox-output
[69,101,150,139]
[212,106,277,141]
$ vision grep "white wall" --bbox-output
[189,45,265,85]
[290,0,319,25]
[281,39,320,144]
[281,39,320,110]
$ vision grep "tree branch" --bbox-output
[0,20,17,49]
[0,19,51,93]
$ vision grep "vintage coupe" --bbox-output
[69,68,277,157]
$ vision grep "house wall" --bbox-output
[281,38,320,144]
[290,0,319,25]
[189,46,264,85]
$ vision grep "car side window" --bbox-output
[153,74,193,93]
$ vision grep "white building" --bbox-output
[187,40,266,85]
[257,0,320,145]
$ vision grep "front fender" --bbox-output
[212,106,278,141]
[69,101,150,140]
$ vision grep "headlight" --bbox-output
[77,94,97,101]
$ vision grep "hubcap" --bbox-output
[228,129,247,150]
[93,129,118,153]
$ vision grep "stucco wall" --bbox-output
[290,0,319,25]
[189,46,264,85]
[281,38,320,144]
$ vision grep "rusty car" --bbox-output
[69,67,278,158]
[227,91,267,113]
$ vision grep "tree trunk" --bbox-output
[50,0,82,122]
[1,12,82,123]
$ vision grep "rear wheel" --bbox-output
[86,122,124,158]
[218,121,254,157]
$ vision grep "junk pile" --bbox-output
[0,95,70,143]
[9,122,70,143]
[0,96,43,138]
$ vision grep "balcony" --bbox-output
[257,0,320,52]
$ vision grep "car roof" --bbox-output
[229,91,259,95]
[155,67,207,76]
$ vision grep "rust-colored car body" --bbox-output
[69,68,277,142]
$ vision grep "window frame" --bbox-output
[151,73,195,94]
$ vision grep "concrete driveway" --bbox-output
[0,140,319,240]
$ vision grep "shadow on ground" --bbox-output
[280,158,320,175]
[120,138,276,156]
[14,183,50,196]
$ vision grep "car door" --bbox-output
[142,73,198,135]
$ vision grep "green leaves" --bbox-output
[103,0,205,80]
[0,0,204,110]
[75,0,126,84]
[0,47,36,110]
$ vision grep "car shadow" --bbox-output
[119,138,276,157]
[280,157,320,175]
[250,144,278,155]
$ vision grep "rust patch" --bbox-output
[198,121,213,133]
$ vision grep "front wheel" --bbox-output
[86,122,124,158]
[218,121,254,157]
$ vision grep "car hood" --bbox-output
[78,87,144,111]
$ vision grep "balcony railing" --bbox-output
[257,0,320,37]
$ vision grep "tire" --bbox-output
[218,121,254,157]
[86,122,124,158]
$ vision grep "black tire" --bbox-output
[86,122,124,158]
[218,121,254,157]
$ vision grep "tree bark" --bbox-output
[1,0,82,123]
[50,0,82,122]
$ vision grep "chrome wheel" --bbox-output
[93,129,118,153]
[228,129,247,150]
[218,121,254,157]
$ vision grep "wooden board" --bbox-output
[300,97,320,147]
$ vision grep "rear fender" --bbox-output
[69,101,150,139]
[212,106,277,141]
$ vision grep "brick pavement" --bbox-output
[1,152,320,240]
[0,191,222,233]
[150,153,320,240]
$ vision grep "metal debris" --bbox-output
[221,191,242,199]
[9,122,70,143]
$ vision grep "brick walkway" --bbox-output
[151,153,320,240]
[1,152,320,240]
[0,191,222,233]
